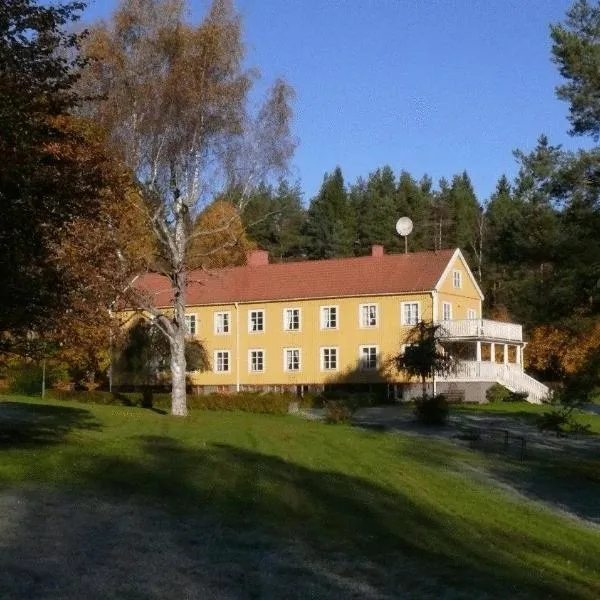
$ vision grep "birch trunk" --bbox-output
[170,197,188,417]
[169,323,187,416]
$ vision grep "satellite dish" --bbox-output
[395,217,413,236]
[395,217,413,253]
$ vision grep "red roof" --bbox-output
[134,249,456,308]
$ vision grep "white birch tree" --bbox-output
[80,0,295,415]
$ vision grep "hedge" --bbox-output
[47,389,295,415]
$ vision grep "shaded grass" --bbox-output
[0,395,599,599]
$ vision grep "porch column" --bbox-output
[476,341,481,362]
[503,344,508,365]
[490,342,495,363]
[516,345,522,369]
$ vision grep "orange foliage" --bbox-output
[188,200,255,269]
[527,321,600,375]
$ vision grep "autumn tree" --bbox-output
[0,0,90,333]
[80,0,295,415]
[188,199,255,269]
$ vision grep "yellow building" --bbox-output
[136,246,548,403]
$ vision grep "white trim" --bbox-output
[248,348,265,373]
[283,347,301,372]
[433,248,484,301]
[320,305,339,330]
[452,269,462,289]
[213,311,231,335]
[401,301,421,326]
[358,303,378,328]
[184,313,198,336]
[442,301,452,321]
[213,349,231,373]
[320,346,339,371]
[282,307,302,332]
[248,308,265,333]
[467,308,477,320]
[358,344,379,371]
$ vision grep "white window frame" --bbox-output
[320,305,339,330]
[401,301,421,326]
[214,311,231,335]
[320,347,339,371]
[453,270,462,289]
[467,308,477,320]
[359,303,378,328]
[213,350,230,373]
[248,309,265,333]
[359,345,378,371]
[283,307,301,332]
[248,349,265,373]
[184,313,197,336]
[283,347,301,372]
[442,302,452,321]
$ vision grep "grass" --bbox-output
[1,394,600,599]
[453,400,600,434]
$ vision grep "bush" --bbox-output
[47,389,294,415]
[485,383,511,403]
[7,362,69,396]
[414,394,449,426]
[538,405,591,437]
[324,400,355,424]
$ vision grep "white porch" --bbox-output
[434,319,548,403]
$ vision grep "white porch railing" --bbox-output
[437,319,523,343]
[438,360,548,403]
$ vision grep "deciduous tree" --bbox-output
[80,0,295,415]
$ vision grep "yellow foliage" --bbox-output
[188,200,255,269]
[527,321,600,375]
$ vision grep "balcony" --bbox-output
[436,319,523,343]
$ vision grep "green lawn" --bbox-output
[453,400,600,434]
[1,395,599,599]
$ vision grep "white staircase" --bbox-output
[439,361,549,404]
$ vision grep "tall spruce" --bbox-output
[305,167,355,258]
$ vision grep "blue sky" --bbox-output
[82,0,587,204]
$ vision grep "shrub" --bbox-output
[537,405,591,437]
[324,400,355,424]
[485,383,511,403]
[7,362,69,396]
[47,389,294,415]
[506,391,529,402]
[414,394,449,426]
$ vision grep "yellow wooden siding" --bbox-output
[186,293,433,386]
[436,253,482,320]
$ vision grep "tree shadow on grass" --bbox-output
[23,434,594,600]
[0,401,101,447]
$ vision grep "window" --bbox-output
[443,302,452,321]
[321,347,338,371]
[401,302,420,326]
[214,350,230,373]
[214,311,230,335]
[467,308,477,320]
[453,270,462,289]
[284,348,301,372]
[283,308,301,331]
[249,350,264,372]
[321,306,338,329]
[359,346,378,371]
[359,304,378,328]
[248,309,264,333]
[184,314,197,336]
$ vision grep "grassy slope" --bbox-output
[453,400,600,434]
[1,395,599,599]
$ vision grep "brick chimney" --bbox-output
[371,244,384,257]
[247,249,269,267]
